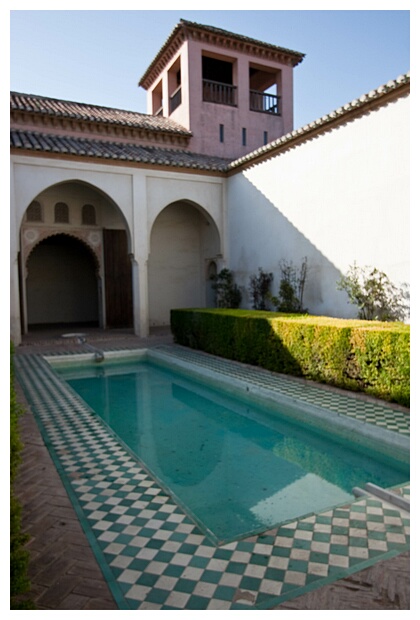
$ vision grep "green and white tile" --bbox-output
[15,349,409,610]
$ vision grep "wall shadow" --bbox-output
[227,174,353,319]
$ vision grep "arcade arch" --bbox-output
[148,200,222,326]
[19,180,133,333]
[26,234,100,327]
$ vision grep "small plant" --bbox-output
[249,268,273,310]
[210,268,242,309]
[271,258,308,313]
[337,263,410,322]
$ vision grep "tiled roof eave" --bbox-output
[10,73,409,175]
[10,92,192,138]
[10,130,232,173]
[139,19,305,89]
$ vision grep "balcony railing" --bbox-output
[203,79,237,107]
[250,90,281,115]
[169,86,182,113]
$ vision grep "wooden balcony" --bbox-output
[203,79,237,107]
[250,90,281,115]
[202,81,281,115]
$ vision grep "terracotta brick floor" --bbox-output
[14,396,118,610]
[12,328,410,610]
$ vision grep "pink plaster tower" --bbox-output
[139,20,305,160]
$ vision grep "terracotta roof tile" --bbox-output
[10,129,231,171]
[10,92,191,136]
[179,19,305,59]
[139,19,305,87]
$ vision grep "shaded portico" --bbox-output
[18,180,133,336]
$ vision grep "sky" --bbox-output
[8,5,412,131]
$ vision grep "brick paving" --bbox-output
[12,328,410,610]
[13,393,118,610]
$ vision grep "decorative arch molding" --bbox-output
[16,176,133,255]
[24,231,102,330]
[21,228,102,277]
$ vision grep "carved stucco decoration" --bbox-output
[21,225,103,277]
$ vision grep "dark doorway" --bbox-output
[103,229,133,328]
[26,234,99,328]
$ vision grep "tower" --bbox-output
[139,20,305,159]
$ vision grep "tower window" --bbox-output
[202,55,237,106]
[152,80,163,116]
[263,131,268,145]
[249,65,281,115]
[54,202,69,223]
[203,56,233,85]
[242,128,247,146]
[168,57,182,114]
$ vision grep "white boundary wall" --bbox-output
[227,95,410,317]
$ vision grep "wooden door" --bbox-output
[103,229,133,328]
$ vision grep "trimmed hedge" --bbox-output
[170,309,410,407]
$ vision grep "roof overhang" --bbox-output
[139,19,305,91]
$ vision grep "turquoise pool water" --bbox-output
[57,358,409,543]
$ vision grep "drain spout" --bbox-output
[353,483,409,512]
[352,486,369,498]
[364,482,410,512]
[61,332,104,361]
[84,343,105,362]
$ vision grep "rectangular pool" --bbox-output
[54,352,409,544]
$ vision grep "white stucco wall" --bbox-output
[227,95,410,318]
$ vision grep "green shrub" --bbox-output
[171,309,410,406]
[210,268,242,309]
[271,258,308,313]
[249,268,273,310]
[337,263,410,322]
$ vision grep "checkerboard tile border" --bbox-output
[14,349,409,610]
[154,345,410,436]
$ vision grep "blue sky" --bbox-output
[9,7,411,132]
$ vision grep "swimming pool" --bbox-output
[16,345,410,609]
[54,349,409,545]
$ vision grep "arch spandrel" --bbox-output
[17,178,133,254]
[21,227,102,275]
